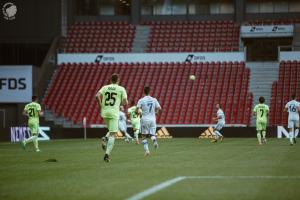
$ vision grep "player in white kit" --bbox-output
[119,106,133,142]
[211,103,225,142]
[137,86,162,156]
[285,94,300,145]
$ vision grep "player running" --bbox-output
[284,94,300,146]
[137,86,162,156]
[127,101,142,144]
[211,103,225,142]
[253,96,269,145]
[96,74,128,162]
[22,95,43,152]
[119,106,133,142]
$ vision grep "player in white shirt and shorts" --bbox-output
[285,94,300,145]
[212,103,225,142]
[137,86,162,156]
[119,106,133,142]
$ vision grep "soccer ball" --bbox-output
[189,75,196,80]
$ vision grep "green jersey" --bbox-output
[128,106,141,123]
[24,102,41,124]
[253,103,269,122]
[97,83,127,119]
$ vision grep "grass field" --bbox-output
[1,138,300,200]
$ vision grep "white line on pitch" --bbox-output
[126,176,187,200]
[126,175,300,200]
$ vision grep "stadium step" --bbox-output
[247,62,280,126]
[132,25,150,53]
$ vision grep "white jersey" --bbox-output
[285,100,300,121]
[137,96,161,122]
[119,111,127,128]
[217,109,225,124]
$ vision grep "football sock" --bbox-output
[105,136,115,155]
[215,130,223,137]
[33,136,39,150]
[262,131,266,139]
[134,130,139,140]
[25,135,37,144]
[257,132,262,144]
[142,139,149,153]
[151,135,158,147]
[105,132,110,138]
[295,129,299,138]
[124,132,132,139]
[289,131,294,144]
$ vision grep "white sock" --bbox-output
[289,132,294,144]
[295,129,299,138]
[142,139,149,153]
[215,130,223,137]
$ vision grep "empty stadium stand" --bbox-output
[144,20,240,52]
[43,62,252,126]
[62,21,135,53]
[246,19,300,25]
[270,61,300,126]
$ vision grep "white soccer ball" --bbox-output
[189,75,196,80]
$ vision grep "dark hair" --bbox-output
[259,96,265,103]
[111,74,118,83]
[32,95,38,101]
[216,103,221,108]
[291,94,296,99]
[144,86,150,95]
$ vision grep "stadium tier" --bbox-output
[246,18,300,25]
[144,20,240,52]
[270,61,300,126]
[62,21,135,53]
[43,62,252,126]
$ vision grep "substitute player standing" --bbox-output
[285,94,300,146]
[96,74,128,162]
[128,102,142,144]
[253,96,269,145]
[137,86,161,156]
[211,103,225,142]
[22,95,43,152]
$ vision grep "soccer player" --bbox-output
[127,101,142,144]
[253,96,269,145]
[22,95,43,152]
[119,106,133,142]
[137,86,162,156]
[211,103,225,142]
[96,74,128,162]
[284,94,300,146]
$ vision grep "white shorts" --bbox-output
[141,119,156,136]
[288,119,299,129]
[119,123,127,132]
[214,122,225,131]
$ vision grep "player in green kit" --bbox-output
[253,96,269,145]
[96,74,128,162]
[22,96,43,152]
[128,102,142,144]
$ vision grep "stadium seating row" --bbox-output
[43,62,252,126]
[270,61,300,126]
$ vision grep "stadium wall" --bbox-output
[0,127,280,142]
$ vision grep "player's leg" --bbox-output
[261,122,267,144]
[150,121,158,149]
[133,122,140,144]
[294,120,299,144]
[23,122,39,151]
[141,120,150,156]
[256,121,262,145]
[213,123,224,142]
[103,118,118,162]
[288,120,294,145]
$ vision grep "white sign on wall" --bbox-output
[0,66,32,103]
[58,52,245,64]
[279,51,300,61]
[241,25,294,38]
[10,126,50,142]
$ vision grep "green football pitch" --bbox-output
[1,138,300,200]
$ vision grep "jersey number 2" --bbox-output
[104,92,117,106]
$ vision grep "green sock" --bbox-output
[105,136,115,155]
[134,130,139,140]
[262,131,266,139]
[33,136,39,150]
[25,135,37,144]
[257,132,262,144]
